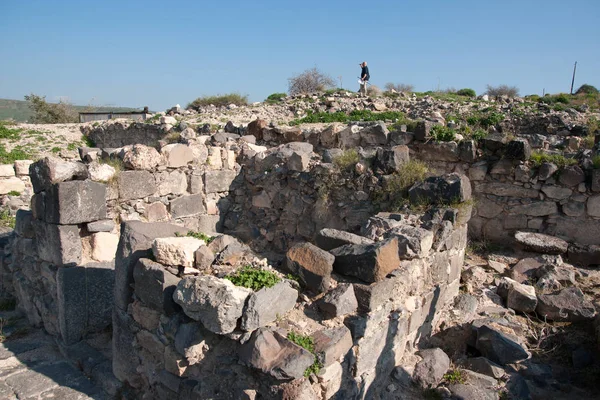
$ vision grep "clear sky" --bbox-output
[1,0,598,111]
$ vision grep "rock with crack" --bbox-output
[173,275,252,334]
[514,232,568,254]
[317,283,358,319]
[241,281,298,332]
[413,348,450,388]
[536,287,596,322]
[152,237,204,268]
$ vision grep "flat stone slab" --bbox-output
[514,231,568,254]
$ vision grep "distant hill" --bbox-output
[0,98,141,122]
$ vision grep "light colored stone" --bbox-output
[122,144,163,170]
[156,170,187,196]
[541,185,572,200]
[161,116,177,125]
[241,281,298,331]
[146,202,169,222]
[515,231,568,254]
[497,277,537,313]
[0,164,15,177]
[152,237,204,267]
[14,160,33,176]
[0,177,26,194]
[161,144,194,168]
[88,162,116,182]
[587,195,600,217]
[91,232,119,262]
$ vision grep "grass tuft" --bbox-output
[188,93,248,110]
[333,149,360,170]
[225,265,280,291]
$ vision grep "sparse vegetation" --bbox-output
[485,84,520,98]
[333,149,360,170]
[180,231,215,244]
[187,93,249,110]
[288,67,336,96]
[384,83,414,93]
[375,160,429,211]
[265,93,287,104]
[456,88,476,98]
[286,331,322,377]
[430,125,456,142]
[0,144,34,164]
[529,151,578,168]
[225,265,280,291]
[592,155,600,169]
[290,110,408,126]
[24,93,78,123]
[443,368,466,384]
[576,84,599,95]
[7,191,20,196]
[0,209,16,228]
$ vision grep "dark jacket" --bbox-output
[361,66,370,81]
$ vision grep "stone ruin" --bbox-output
[0,103,599,399]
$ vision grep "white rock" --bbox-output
[14,160,33,176]
[122,144,163,170]
[161,144,194,168]
[152,237,205,267]
[0,165,15,177]
[0,177,26,194]
[91,232,119,262]
[161,116,177,125]
[88,162,116,182]
[247,143,267,153]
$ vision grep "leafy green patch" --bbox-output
[7,191,20,196]
[188,93,248,110]
[592,155,600,169]
[225,266,280,291]
[286,331,322,377]
[456,88,476,97]
[374,160,429,211]
[430,125,456,142]
[0,209,15,228]
[179,231,215,243]
[443,369,466,384]
[265,93,287,104]
[529,151,578,168]
[333,149,360,170]
[0,144,34,164]
[0,124,22,140]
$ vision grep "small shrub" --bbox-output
[479,112,505,128]
[443,369,466,384]
[576,84,599,95]
[470,129,487,141]
[540,93,571,105]
[333,149,359,170]
[286,331,322,377]
[82,135,95,147]
[288,67,335,96]
[366,84,382,97]
[485,84,520,98]
[265,93,287,104]
[456,88,476,97]
[529,151,578,168]
[430,125,456,142]
[289,110,408,126]
[225,266,280,291]
[376,160,429,211]
[24,93,78,123]
[592,155,600,169]
[7,191,20,196]
[384,83,414,93]
[0,209,15,229]
[67,142,79,151]
[187,93,249,110]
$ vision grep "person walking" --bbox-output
[359,61,370,96]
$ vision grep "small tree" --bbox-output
[575,84,599,95]
[384,83,414,93]
[24,94,78,123]
[288,67,335,96]
[485,84,520,98]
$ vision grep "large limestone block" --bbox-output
[173,275,251,334]
[0,164,15,177]
[44,181,107,224]
[91,232,119,262]
[239,328,315,380]
[169,193,206,218]
[155,170,187,196]
[118,170,157,200]
[133,258,181,315]
[241,281,298,331]
[285,242,335,293]
[122,144,162,170]
[29,157,88,193]
[204,170,237,193]
[161,143,194,168]
[33,220,82,265]
[14,160,33,176]
[331,237,400,283]
[152,237,204,267]
[88,162,116,182]
[409,173,471,206]
[0,177,26,194]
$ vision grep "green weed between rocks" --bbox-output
[177,231,215,244]
[289,110,408,126]
[373,160,429,211]
[286,331,323,377]
[529,151,578,168]
[592,155,600,169]
[0,209,16,229]
[333,149,360,170]
[443,369,466,384]
[188,93,249,110]
[225,266,280,291]
[429,125,456,142]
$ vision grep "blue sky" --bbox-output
[1,0,598,111]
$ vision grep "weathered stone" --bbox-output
[29,157,88,193]
[537,162,558,180]
[567,244,600,267]
[247,119,268,140]
[413,348,450,388]
[510,201,557,216]
[152,237,203,268]
[448,370,499,400]
[462,357,504,379]
[486,260,507,274]
[0,164,15,177]
[164,345,188,376]
[314,228,374,251]
[0,177,26,195]
[174,322,210,365]
[536,287,596,322]
[317,283,358,319]
[510,258,543,284]
[490,159,514,175]
[91,232,119,262]
[541,185,572,200]
[505,139,531,160]
[122,144,162,170]
[313,327,352,367]
[87,162,116,182]
[173,275,251,334]
[14,209,34,238]
[133,258,181,315]
[469,161,488,181]
[359,122,389,147]
[409,173,471,205]
[169,193,205,218]
[14,160,33,176]
[287,152,310,172]
[204,170,237,193]
[587,195,600,217]
[592,169,600,192]
[194,246,215,270]
[155,170,187,196]
[285,242,334,293]
[337,125,361,149]
[417,142,460,162]
[241,281,298,331]
[145,202,169,222]
[161,144,194,168]
[554,217,600,245]
[43,181,107,224]
[497,277,537,313]
[188,173,204,194]
[130,300,161,331]
[320,124,344,148]
[478,182,538,198]
[558,166,585,187]
[390,225,433,259]
[414,120,434,141]
[475,325,529,366]
[374,146,409,173]
[515,165,532,182]
[474,197,504,219]
[118,170,157,200]
[33,220,81,265]
[563,200,585,217]
[458,140,476,162]
[331,237,400,283]
[239,328,315,380]
[514,231,568,254]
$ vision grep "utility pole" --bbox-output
[570,61,577,95]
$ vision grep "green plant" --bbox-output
[187,93,249,110]
[479,112,505,128]
[82,135,96,147]
[0,209,15,228]
[265,93,287,104]
[0,145,34,164]
[430,125,456,142]
[443,369,466,384]
[51,147,61,154]
[470,129,487,141]
[67,142,78,151]
[24,93,78,123]
[575,84,599,95]
[285,273,300,283]
[225,266,281,291]
[529,151,578,168]
[0,124,22,140]
[7,191,20,196]
[374,160,429,211]
[286,331,322,377]
[180,231,215,244]
[592,155,600,169]
[456,88,476,97]
[333,149,360,170]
